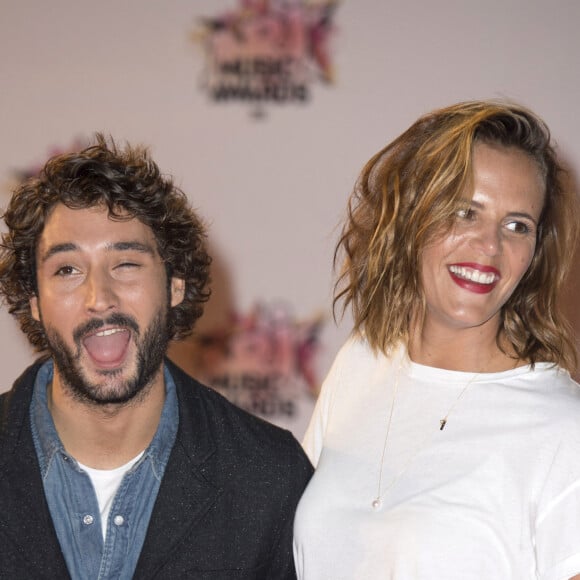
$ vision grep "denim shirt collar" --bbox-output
[30,359,179,476]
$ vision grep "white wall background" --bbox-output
[1,0,579,393]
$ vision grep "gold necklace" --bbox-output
[371,358,479,510]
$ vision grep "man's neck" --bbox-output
[47,370,166,470]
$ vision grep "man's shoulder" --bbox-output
[166,359,311,466]
[0,360,46,464]
[1,361,44,419]
[168,359,298,440]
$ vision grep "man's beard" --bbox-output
[44,308,171,407]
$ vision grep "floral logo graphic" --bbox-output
[194,0,339,115]
[185,302,324,420]
[12,138,87,181]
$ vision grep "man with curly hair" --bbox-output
[0,135,312,579]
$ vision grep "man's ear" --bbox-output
[30,295,40,322]
[170,278,185,308]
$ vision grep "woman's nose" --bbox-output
[468,220,502,257]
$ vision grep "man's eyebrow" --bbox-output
[107,241,156,255]
[39,241,156,264]
[39,243,78,264]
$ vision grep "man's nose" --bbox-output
[83,268,118,313]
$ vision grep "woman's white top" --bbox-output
[293,337,580,580]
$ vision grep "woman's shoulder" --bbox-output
[526,364,580,426]
[528,363,580,395]
[330,334,399,381]
[335,334,390,365]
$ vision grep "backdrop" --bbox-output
[1,0,579,438]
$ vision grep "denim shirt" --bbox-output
[30,361,178,580]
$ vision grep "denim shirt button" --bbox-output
[113,515,125,526]
[83,514,94,525]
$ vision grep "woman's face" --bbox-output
[419,142,545,338]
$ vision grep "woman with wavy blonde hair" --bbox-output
[293,101,580,579]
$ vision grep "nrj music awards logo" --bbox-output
[12,138,87,181]
[6,138,87,195]
[193,0,339,115]
[189,303,324,423]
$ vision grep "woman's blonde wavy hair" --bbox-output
[334,100,579,371]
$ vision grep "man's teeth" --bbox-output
[95,328,125,337]
[449,265,497,284]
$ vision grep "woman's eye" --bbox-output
[506,221,531,234]
[456,207,475,220]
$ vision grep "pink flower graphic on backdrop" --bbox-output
[192,303,324,395]
[13,138,88,181]
[194,0,339,110]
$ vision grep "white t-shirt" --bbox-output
[293,337,580,580]
[79,452,144,540]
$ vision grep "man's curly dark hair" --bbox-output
[0,134,211,352]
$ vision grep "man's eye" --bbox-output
[54,265,77,277]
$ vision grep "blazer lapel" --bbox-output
[133,363,221,578]
[0,412,70,578]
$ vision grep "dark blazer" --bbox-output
[0,359,313,579]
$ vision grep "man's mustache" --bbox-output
[73,313,140,344]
